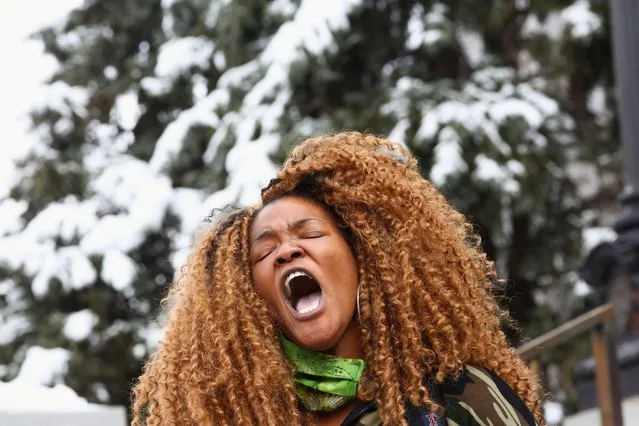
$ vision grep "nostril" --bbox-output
[276,247,303,264]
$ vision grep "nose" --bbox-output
[275,243,304,265]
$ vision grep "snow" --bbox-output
[63,309,99,342]
[506,159,525,176]
[112,91,142,131]
[544,401,564,425]
[80,215,146,256]
[31,246,97,298]
[149,94,222,172]
[202,132,279,212]
[474,154,520,194]
[582,227,617,253]
[573,278,593,296]
[92,383,110,403]
[155,37,215,79]
[489,99,544,128]
[1,0,356,412]
[187,0,367,214]
[103,65,118,80]
[0,0,84,198]
[0,279,32,342]
[588,85,612,126]
[381,65,574,206]
[213,51,226,70]
[430,126,466,186]
[132,343,146,359]
[0,198,27,235]
[160,0,176,36]
[521,14,544,38]
[101,250,137,291]
[170,189,205,235]
[14,346,69,386]
[262,0,361,66]
[518,50,542,78]
[83,157,173,254]
[140,76,173,96]
[457,28,485,68]
[416,101,462,140]
[472,67,516,90]
[32,81,89,118]
[192,74,209,101]
[0,381,107,413]
[138,326,165,351]
[561,0,602,40]
[22,197,99,244]
[58,26,110,51]
[522,0,602,41]
[205,0,230,29]
[402,67,562,167]
[269,0,296,17]
[169,189,206,269]
[0,308,30,346]
[0,234,51,274]
[406,3,448,50]
[387,119,411,145]
[518,84,560,117]
[587,85,606,116]
[0,0,611,416]
[425,3,448,25]
[216,60,260,90]
[566,161,601,199]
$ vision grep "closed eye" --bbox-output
[256,248,275,262]
[302,232,324,239]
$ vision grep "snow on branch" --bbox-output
[32,81,89,117]
[156,37,215,79]
[384,67,568,192]
[522,0,602,41]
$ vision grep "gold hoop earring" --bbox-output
[356,285,362,323]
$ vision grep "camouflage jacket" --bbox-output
[341,365,538,426]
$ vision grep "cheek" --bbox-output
[330,245,359,290]
[251,265,275,303]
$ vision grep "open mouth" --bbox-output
[283,270,323,315]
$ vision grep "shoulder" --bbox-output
[441,365,537,426]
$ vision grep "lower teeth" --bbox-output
[298,303,319,314]
[295,293,321,314]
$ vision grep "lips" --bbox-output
[280,267,324,317]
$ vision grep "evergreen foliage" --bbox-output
[0,0,620,412]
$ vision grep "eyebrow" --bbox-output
[251,218,327,244]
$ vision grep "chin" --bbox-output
[298,336,335,352]
[287,322,341,351]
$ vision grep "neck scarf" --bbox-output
[279,335,366,412]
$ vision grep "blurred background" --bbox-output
[1,0,637,425]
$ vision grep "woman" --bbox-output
[132,132,543,425]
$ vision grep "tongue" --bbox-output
[295,291,322,314]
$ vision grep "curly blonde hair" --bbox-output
[132,132,543,425]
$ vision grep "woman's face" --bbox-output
[249,196,359,352]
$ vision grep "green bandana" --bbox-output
[279,335,366,412]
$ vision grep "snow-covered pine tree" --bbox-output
[0,0,619,411]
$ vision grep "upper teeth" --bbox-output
[284,271,310,297]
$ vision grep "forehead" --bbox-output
[250,196,335,235]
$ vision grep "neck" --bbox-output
[325,318,362,359]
